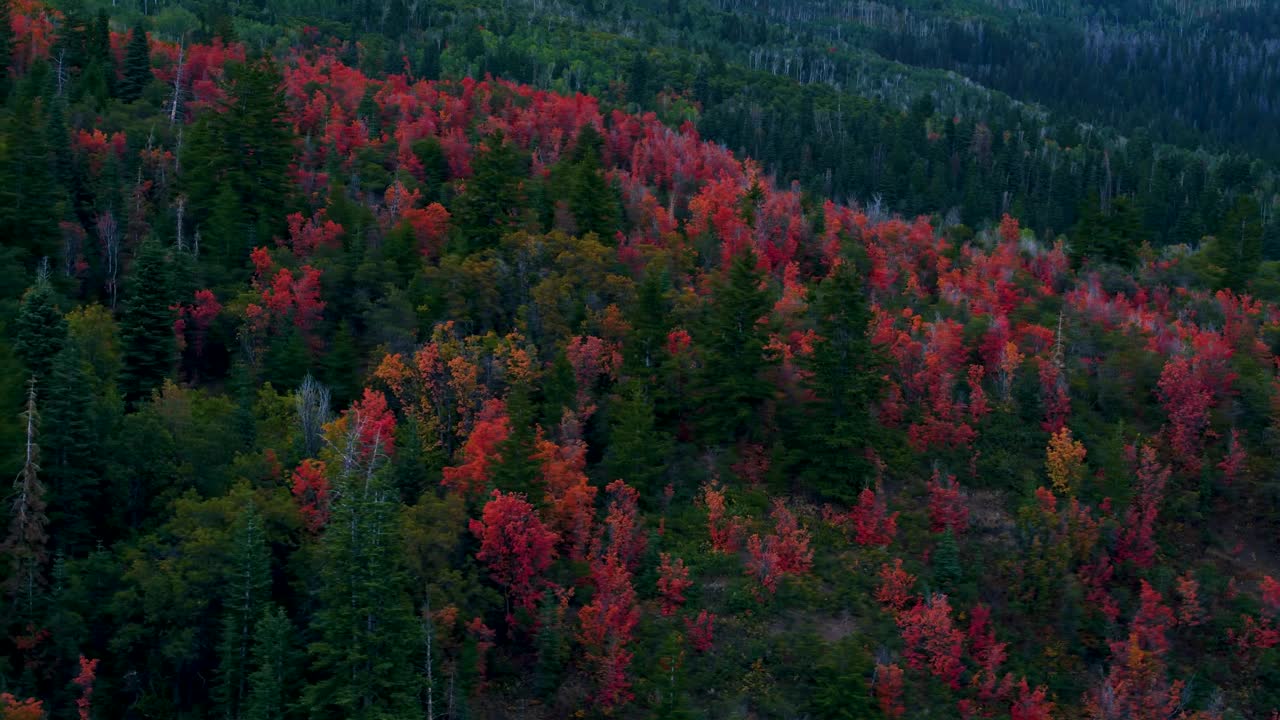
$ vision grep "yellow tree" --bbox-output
[1045,426,1087,495]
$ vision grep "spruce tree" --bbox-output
[795,260,884,502]
[1211,195,1264,290]
[43,343,99,554]
[489,379,539,495]
[932,529,962,589]
[216,503,272,720]
[0,0,12,98]
[119,240,176,405]
[452,130,528,253]
[119,23,151,103]
[694,246,776,446]
[14,277,66,384]
[305,432,419,719]
[566,124,619,239]
[246,605,296,720]
[602,382,670,499]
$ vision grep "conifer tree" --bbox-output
[453,131,528,253]
[119,23,151,103]
[119,240,176,405]
[489,379,539,495]
[305,414,419,719]
[1211,195,1264,290]
[602,382,670,499]
[216,503,272,720]
[695,246,776,446]
[14,277,66,384]
[43,343,98,553]
[567,124,619,239]
[795,260,884,502]
[246,605,296,720]
[3,383,48,617]
[0,0,12,98]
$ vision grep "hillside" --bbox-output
[1,1,1280,720]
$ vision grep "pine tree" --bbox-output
[119,23,151,103]
[184,59,293,272]
[695,246,776,446]
[602,382,670,499]
[0,0,12,98]
[567,124,619,239]
[452,131,528,253]
[246,605,296,720]
[14,277,66,384]
[216,503,272,720]
[795,260,885,502]
[43,343,99,554]
[119,240,176,405]
[0,88,61,269]
[932,529,962,589]
[3,382,48,618]
[1211,195,1264,290]
[305,418,419,719]
[489,379,539,495]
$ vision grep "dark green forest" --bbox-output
[2,0,1280,718]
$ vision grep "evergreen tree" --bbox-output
[246,604,296,720]
[118,240,176,405]
[932,529,962,589]
[119,23,151,103]
[809,637,880,719]
[694,246,776,446]
[566,124,619,239]
[216,503,272,720]
[602,382,670,499]
[43,343,99,554]
[489,379,539,495]
[305,432,419,719]
[0,83,61,268]
[183,59,293,273]
[794,260,884,502]
[14,277,66,384]
[1210,195,1264,290]
[0,0,12,98]
[452,131,528,253]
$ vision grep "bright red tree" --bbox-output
[874,663,906,719]
[1116,445,1169,569]
[897,593,965,689]
[470,490,559,621]
[577,552,639,710]
[927,470,969,534]
[656,553,693,616]
[291,459,330,532]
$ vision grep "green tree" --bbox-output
[216,503,272,720]
[566,124,619,239]
[932,529,962,589]
[602,382,670,499]
[119,22,151,102]
[14,277,66,383]
[43,342,99,554]
[119,240,175,405]
[694,246,776,446]
[809,638,881,719]
[489,379,539,495]
[794,260,884,502]
[305,426,419,719]
[452,130,528,253]
[183,59,293,273]
[246,604,297,720]
[1210,195,1264,290]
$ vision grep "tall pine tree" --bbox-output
[14,276,66,384]
[119,23,151,103]
[118,239,176,405]
[794,260,884,502]
[216,503,272,720]
[694,246,776,447]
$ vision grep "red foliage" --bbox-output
[173,289,222,355]
[442,399,510,497]
[466,617,496,681]
[927,470,969,534]
[1010,679,1054,720]
[281,210,343,257]
[684,610,715,653]
[290,459,330,532]
[403,202,451,259]
[897,593,965,689]
[1157,356,1214,475]
[874,663,906,719]
[533,431,596,560]
[245,248,326,340]
[745,500,813,595]
[0,694,43,720]
[330,388,396,461]
[876,559,917,613]
[999,214,1022,244]
[1037,357,1071,433]
[656,553,692,616]
[700,481,743,554]
[566,335,620,419]
[1262,576,1280,615]
[1116,445,1169,569]
[967,604,1007,676]
[73,655,98,720]
[577,552,639,710]
[847,485,899,547]
[595,480,646,571]
[470,490,558,621]
[1217,429,1247,485]
[1175,572,1203,627]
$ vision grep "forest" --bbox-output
[2,0,1280,718]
